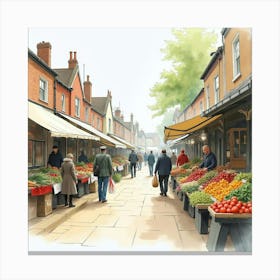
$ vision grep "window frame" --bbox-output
[75,97,80,117]
[61,94,65,112]
[39,77,48,103]
[232,34,241,81]
[214,75,220,103]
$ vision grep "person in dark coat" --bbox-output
[199,145,217,171]
[61,153,78,207]
[147,151,155,176]
[128,149,138,178]
[78,150,89,163]
[144,152,148,166]
[154,149,172,197]
[47,145,63,168]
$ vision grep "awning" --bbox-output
[58,113,126,149]
[28,102,99,140]
[108,133,135,149]
[164,114,222,142]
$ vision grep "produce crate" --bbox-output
[89,181,97,193]
[183,193,189,211]
[188,203,195,218]
[37,193,52,217]
[31,185,53,196]
[206,207,252,252]
[195,204,211,234]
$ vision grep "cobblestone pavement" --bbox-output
[29,166,234,253]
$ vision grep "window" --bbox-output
[61,94,65,112]
[232,36,240,78]
[85,107,89,123]
[200,101,203,114]
[39,78,48,102]
[108,118,112,133]
[75,98,80,117]
[214,76,219,103]
[28,140,45,168]
[206,86,210,109]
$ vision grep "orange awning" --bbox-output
[164,114,222,142]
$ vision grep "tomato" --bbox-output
[226,208,232,213]
[247,203,252,208]
[231,196,237,200]
[249,207,252,213]
[220,207,226,213]
[241,206,246,210]
[215,208,220,213]
[224,203,229,208]
[230,201,236,206]
[239,209,244,214]
[236,203,242,209]
[244,209,250,213]
[218,204,223,209]
[231,206,239,213]
[242,202,247,206]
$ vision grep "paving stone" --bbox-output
[92,214,120,227]
[55,227,94,244]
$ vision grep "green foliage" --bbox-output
[225,182,252,202]
[181,181,199,194]
[191,157,202,165]
[149,28,218,117]
[156,108,176,140]
[234,173,252,183]
[112,173,122,183]
[189,191,213,206]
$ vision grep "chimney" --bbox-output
[68,51,78,68]
[37,41,52,67]
[115,108,121,118]
[83,75,92,103]
[130,113,134,123]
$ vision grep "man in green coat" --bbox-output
[94,146,113,203]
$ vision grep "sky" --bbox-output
[28,27,222,134]
[28,27,175,133]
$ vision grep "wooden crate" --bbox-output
[37,193,52,217]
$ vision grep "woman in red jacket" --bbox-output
[176,149,189,166]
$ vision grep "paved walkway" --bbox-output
[29,166,234,253]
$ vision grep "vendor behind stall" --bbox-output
[47,145,63,168]
[199,145,217,171]
[78,150,89,163]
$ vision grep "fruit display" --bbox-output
[112,155,129,166]
[225,182,252,202]
[170,167,189,176]
[180,181,199,194]
[189,191,214,207]
[28,173,53,186]
[210,196,252,214]
[179,169,206,184]
[201,171,236,189]
[203,179,243,202]
[234,172,252,183]
[197,170,218,185]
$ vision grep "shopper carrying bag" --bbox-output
[152,175,159,188]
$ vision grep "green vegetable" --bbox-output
[191,158,202,165]
[225,182,252,202]
[197,170,218,185]
[234,172,252,183]
[189,191,213,206]
[112,173,122,183]
[181,163,191,169]
[28,173,52,186]
[181,181,199,194]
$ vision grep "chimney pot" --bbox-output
[87,75,90,82]
[74,51,77,60]
[37,41,52,67]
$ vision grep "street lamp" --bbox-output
[201,131,207,142]
[190,139,195,145]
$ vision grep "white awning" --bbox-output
[167,134,190,147]
[108,133,135,149]
[28,102,99,140]
[58,113,126,149]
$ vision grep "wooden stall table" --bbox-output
[207,207,252,252]
[195,204,211,234]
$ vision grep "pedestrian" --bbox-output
[94,146,113,203]
[78,150,89,163]
[199,145,217,171]
[47,145,63,168]
[144,152,148,166]
[61,153,78,207]
[147,151,155,176]
[128,149,138,178]
[176,149,189,167]
[170,152,177,166]
[154,149,172,197]
[137,152,143,170]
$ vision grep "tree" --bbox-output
[149,28,218,117]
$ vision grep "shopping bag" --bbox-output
[152,175,159,188]
[109,177,115,193]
